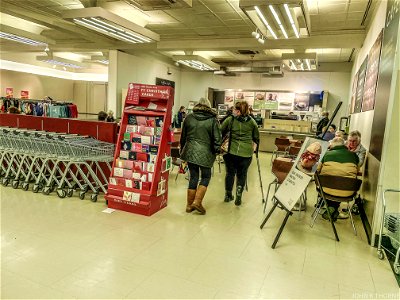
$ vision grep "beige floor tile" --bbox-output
[126,272,217,299]
[188,251,268,295]
[240,236,306,274]
[1,269,69,299]
[260,266,340,299]
[302,250,376,292]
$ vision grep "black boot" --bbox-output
[235,186,243,206]
[224,190,234,202]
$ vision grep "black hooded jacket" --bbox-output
[180,104,222,168]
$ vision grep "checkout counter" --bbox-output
[259,119,314,152]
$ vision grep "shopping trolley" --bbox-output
[377,189,400,274]
[0,127,114,202]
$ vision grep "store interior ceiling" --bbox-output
[0,0,376,75]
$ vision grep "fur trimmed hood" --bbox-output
[192,104,217,120]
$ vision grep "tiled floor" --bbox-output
[1,152,399,299]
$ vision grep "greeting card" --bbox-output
[120,150,130,159]
[128,115,137,125]
[113,167,124,177]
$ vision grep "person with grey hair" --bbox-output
[316,136,359,221]
[180,98,221,215]
[345,130,366,166]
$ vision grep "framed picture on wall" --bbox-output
[350,71,359,114]
[362,30,383,112]
[353,56,368,113]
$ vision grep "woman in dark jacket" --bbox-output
[221,101,259,206]
[180,98,222,215]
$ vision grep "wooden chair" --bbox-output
[311,174,362,238]
[264,157,293,213]
[271,138,291,164]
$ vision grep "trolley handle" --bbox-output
[383,189,400,208]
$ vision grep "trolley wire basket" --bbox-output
[377,189,400,274]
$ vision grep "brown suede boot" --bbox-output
[186,189,196,213]
[192,185,207,215]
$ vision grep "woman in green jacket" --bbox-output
[180,98,222,215]
[221,101,260,206]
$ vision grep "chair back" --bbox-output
[315,174,362,195]
[288,146,301,157]
[274,138,291,151]
[272,157,294,183]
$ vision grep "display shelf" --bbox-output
[105,83,173,216]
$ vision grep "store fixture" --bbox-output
[239,0,310,40]
[63,7,160,43]
[106,83,173,216]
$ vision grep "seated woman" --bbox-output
[318,124,336,141]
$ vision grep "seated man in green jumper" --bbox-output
[317,137,359,221]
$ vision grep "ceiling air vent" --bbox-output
[237,50,259,55]
[123,0,192,10]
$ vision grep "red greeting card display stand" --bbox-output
[105,83,174,216]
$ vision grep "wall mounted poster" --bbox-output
[362,30,384,112]
[20,90,29,99]
[294,93,310,111]
[5,88,13,98]
[277,92,295,111]
[354,56,368,113]
[243,92,255,106]
[350,70,359,114]
[234,91,245,101]
[224,91,234,105]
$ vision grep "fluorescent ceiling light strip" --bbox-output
[91,17,151,43]
[305,59,311,70]
[1,59,107,82]
[279,25,288,39]
[254,6,277,40]
[82,18,140,43]
[290,60,297,70]
[284,4,294,24]
[300,63,304,70]
[89,18,144,42]
[41,59,83,69]
[291,23,300,38]
[270,3,288,37]
[177,60,216,71]
[0,32,47,46]
[284,4,300,39]
[75,18,139,43]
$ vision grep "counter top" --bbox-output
[259,129,315,137]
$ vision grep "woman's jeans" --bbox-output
[188,163,212,189]
[223,153,252,191]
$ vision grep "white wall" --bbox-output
[0,69,107,118]
[108,51,181,118]
[349,0,388,150]
[179,71,351,121]
[0,69,74,100]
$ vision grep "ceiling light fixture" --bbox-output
[269,5,288,39]
[254,6,277,39]
[0,31,48,46]
[290,60,297,70]
[284,4,300,38]
[305,59,311,70]
[63,7,159,44]
[172,55,220,71]
[283,53,317,71]
[37,55,86,69]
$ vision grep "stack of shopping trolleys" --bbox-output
[0,127,115,202]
